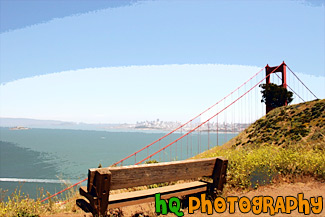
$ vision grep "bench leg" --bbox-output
[78,169,112,216]
[93,170,111,216]
[210,158,228,195]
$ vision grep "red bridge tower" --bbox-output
[265,61,287,114]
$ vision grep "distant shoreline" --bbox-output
[130,126,241,133]
[9,126,30,130]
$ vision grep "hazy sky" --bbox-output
[0,0,324,123]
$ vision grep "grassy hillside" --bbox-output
[196,99,325,189]
[233,99,324,148]
[202,99,324,152]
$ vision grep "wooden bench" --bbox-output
[76,157,228,216]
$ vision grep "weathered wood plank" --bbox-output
[94,157,218,190]
[108,181,207,209]
[211,157,228,192]
[80,186,96,205]
[94,169,111,215]
[87,169,96,195]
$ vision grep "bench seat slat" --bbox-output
[108,181,208,209]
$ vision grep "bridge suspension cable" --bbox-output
[286,65,318,99]
[112,66,265,166]
[40,62,319,203]
[273,71,305,102]
[135,64,282,164]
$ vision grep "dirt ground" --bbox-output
[181,180,325,217]
[46,179,325,217]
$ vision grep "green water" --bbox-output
[0,127,236,199]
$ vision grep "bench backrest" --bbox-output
[80,157,227,216]
[87,157,226,192]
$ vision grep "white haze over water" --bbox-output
[0,178,68,184]
[0,64,324,124]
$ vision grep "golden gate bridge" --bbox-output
[41,61,319,202]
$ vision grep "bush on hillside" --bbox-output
[260,83,293,108]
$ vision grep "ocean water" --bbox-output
[0,127,236,200]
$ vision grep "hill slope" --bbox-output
[196,99,325,188]
[209,99,324,152]
[236,99,324,148]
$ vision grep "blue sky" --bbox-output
[0,0,324,123]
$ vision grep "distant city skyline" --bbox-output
[0,116,251,134]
